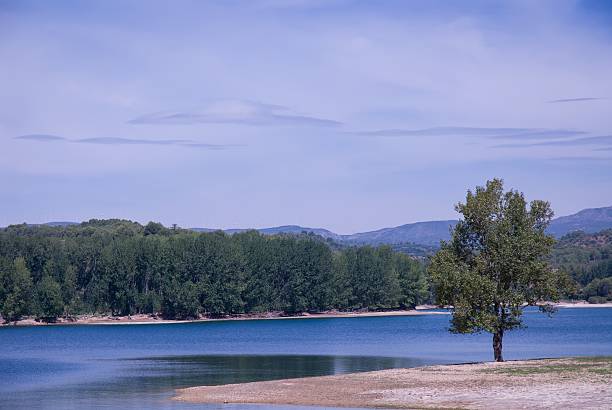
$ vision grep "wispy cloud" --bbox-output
[182,142,244,150]
[77,137,191,145]
[252,0,347,10]
[488,130,586,140]
[547,97,602,103]
[494,135,612,148]
[349,127,532,137]
[547,156,612,162]
[15,134,67,141]
[348,127,583,139]
[14,135,236,150]
[129,100,342,127]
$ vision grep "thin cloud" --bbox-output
[348,127,582,139]
[547,156,611,162]
[14,134,67,141]
[182,143,243,150]
[14,135,236,150]
[348,127,533,137]
[129,100,342,127]
[547,97,602,103]
[494,135,612,148]
[253,0,347,10]
[488,130,586,140]
[76,137,192,145]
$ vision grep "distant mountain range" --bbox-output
[191,225,341,239]
[192,206,612,247]
[191,221,457,246]
[33,205,612,248]
[39,221,79,227]
[546,206,612,238]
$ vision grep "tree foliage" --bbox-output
[429,178,563,361]
[0,257,33,322]
[550,229,612,300]
[35,275,64,322]
[0,219,429,322]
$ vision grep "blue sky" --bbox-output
[1,0,611,233]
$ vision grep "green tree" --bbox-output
[61,264,81,316]
[330,252,353,309]
[345,246,401,309]
[144,221,165,236]
[582,277,612,301]
[161,279,200,319]
[35,275,64,322]
[395,253,429,308]
[238,231,278,312]
[1,257,33,322]
[278,237,333,313]
[0,218,432,319]
[194,233,246,316]
[103,240,138,316]
[429,179,561,362]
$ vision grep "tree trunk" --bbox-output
[493,330,504,362]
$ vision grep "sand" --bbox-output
[0,308,448,326]
[3,302,610,326]
[175,357,612,409]
[556,301,612,308]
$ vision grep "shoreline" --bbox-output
[175,357,612,409]
[2,301,610,327]
[0,307,448,327]
[556,301,612,308]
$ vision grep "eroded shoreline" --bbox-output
[174,357,612,409]
[3,302,610,327]
[0,307,448,327]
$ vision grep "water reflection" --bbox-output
[120,354,426,390]
[2,308,611,409]
[2,354,426,410]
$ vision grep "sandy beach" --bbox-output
[175,357,612,409]
[0,308,449,326]
[555,301,612,308]
[3,302,611,326]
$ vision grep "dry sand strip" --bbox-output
[6,303,612,327]
[174,357,612,409]
[2,309,449,326]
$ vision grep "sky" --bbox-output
[1,0,611,233]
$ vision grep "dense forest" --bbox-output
[0,220,428,322]
[551,229,612,303]
[1,219,609,324]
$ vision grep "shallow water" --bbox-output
[1,307,611,409]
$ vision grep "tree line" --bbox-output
[0,220,428,322]
[551,229,612,303]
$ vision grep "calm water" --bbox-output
[1,307,611,409]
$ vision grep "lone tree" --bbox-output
[429,178,562,362]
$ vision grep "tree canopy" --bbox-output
[429,178,564,361]
[0,220,429,323]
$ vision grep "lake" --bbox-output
[1,307,611,409]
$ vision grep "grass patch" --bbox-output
[482,357,612,376]
[487,365,583,376]
[574,356,612,364]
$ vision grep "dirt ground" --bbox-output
[174,357,612,409]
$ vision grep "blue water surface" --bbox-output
[0,307,610,409]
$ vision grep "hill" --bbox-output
[190,206,612,248]
[26,205,612,249]
[340,220,457,246]
[551,229,612,302]
[547,206,612,237]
